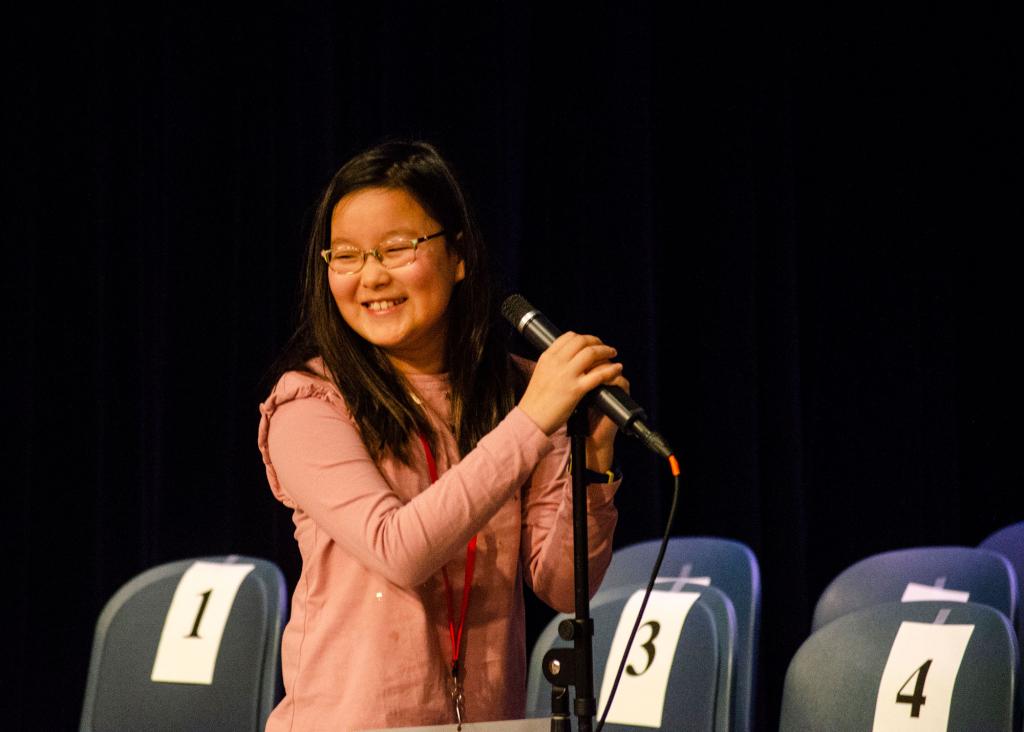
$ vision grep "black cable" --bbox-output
[595,468,681,732]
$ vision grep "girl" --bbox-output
[259,140,625,731]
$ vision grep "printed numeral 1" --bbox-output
[187,589,213,638]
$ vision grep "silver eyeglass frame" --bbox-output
[321,230,447,275]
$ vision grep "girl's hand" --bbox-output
[586,371,629,473]
[518,331,624,438]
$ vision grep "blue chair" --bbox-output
[527,584,737,732]
[812,546,1017,633]
[780,600,1020,731]
[595,537,759,732]
[982,522,1024,638]
[80,555,288,732]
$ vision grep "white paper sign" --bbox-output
[150,561,255,684]
[901,582,970,603]
[654,575,711,589]
[597,590,701,728]
[871,620,974,731]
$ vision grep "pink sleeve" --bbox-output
[262,381,554,589]
[519,425,620,614]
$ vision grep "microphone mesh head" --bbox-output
[500,293,534,328]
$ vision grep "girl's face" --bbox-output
[327,187,465,374]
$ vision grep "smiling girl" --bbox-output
[259,141,625,731]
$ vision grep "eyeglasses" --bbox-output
[321,230,447,275]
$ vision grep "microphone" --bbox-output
[501,294,674,458]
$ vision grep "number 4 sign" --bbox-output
[150,561,255,685]
[871,620,974,731]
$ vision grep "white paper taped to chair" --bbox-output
[871,620,974,731]
[597,590,701,729]
[150,560,255,684]
[901,582,970,603]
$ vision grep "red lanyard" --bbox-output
[417,434,477,679]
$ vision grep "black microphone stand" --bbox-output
[542,407,596,732]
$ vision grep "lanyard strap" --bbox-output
[417,433,477,676]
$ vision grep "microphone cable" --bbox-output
[595,454,681,732]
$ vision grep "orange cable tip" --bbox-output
[668,454,680,476]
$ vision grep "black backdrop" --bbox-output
[4,5,1021,730]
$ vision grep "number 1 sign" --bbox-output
[871,620,974,731]
[150,561,255,685]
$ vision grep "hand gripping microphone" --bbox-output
[501,294,674,459]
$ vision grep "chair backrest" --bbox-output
[80,555,288,732]
[526,584,737,732]
[981,522,1024,637]
[812,546,1018,633]
[596,537,759,731]
[780,600,1020,731]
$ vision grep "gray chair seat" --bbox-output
[595,537,759,731]
[527,584,737,732]
[813,545,1017,632]
[981,522,1024,638]
[781,600,1020,731]
[80,555,287,732]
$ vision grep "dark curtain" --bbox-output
[4,4,1020,729]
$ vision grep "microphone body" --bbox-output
[501,294,673,458]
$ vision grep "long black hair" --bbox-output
[269,140,523,464]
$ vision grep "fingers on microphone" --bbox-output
[569,343,617,371]
[579,361,624,392]
[558,332,604,352]
[542,334,611,374]
[549,331,583,353]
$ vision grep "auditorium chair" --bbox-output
[981,521,1024,638]
[526,584,737,732]
[812,546,1017,633]
[594,537,759,731]
[780,600,1020,731]
[80,555,287,732]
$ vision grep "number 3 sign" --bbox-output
[871,620,974,731]
[597,590,701,728]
